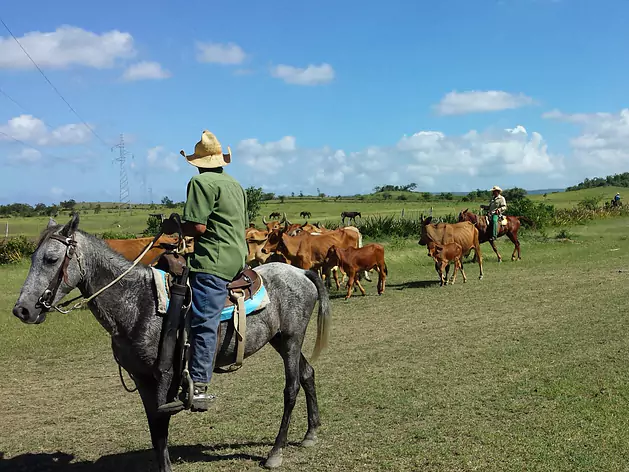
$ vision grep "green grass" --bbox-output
[528,186,625,209]
[1,217,629,471]
[3,187,625,240]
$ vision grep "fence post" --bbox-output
[4,222,7,238]
[430,207,433,217]
[401,208,405,218]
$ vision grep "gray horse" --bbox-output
[12,214,331,471]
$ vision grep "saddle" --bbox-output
[155,252,261,370]
[483,215,508,227]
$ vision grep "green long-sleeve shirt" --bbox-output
[182,168,248,280]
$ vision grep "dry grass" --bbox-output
[1,218,629,471]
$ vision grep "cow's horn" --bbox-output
[262,216,268,224]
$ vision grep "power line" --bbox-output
[0,84,106,155]
[0,15,110,148]
[0,130,67,160]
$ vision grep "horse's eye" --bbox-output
[44,255,59,264]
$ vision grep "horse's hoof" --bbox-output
[265,452,283,469]
[301,435,318,448]
[479,275,483,280]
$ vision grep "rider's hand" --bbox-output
[160,217,180,235]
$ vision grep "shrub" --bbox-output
[578,197,602,211]
[555,229,574,239]
[143,215,163,237]
[0,236,36,264]
[101,230,137,240]
[506,198,555,229]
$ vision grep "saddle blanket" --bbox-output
[150,267,270,321]
[483,215,508,227]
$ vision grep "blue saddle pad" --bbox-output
[152,269,268,322]
[220,283,268,322]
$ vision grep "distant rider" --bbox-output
[480,186,507,241]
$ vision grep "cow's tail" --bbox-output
[384,263,388,275]
[305,269,331,363]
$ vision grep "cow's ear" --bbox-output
[425,216,433,224]
[463,208,468,213]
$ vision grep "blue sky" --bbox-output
[1,0,628,205]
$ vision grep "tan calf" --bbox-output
[427,241,467,286]
[323,244,387,300]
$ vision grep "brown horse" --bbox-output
[457,209,534,262]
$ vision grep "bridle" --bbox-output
[36,232,78,311]
[35,228,169,315]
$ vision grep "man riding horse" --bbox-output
[164,130,248,412]
[480,186,507,242]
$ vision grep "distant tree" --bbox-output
[444,192,454,201]
[503,187,527,202]
[382,192,392,200]
[397,194,408,201]
[299,190,304,198]
[279,195,286,204]
[422,192,432,201]
[60,199,76,210]
[406,183,417,191]
[161,196,175,208]
[94,204,102,214]
[291,192,295,198]
[246,186,264,222]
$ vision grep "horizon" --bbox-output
[1,1,629,205]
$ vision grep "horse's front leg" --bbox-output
[489,239,502,262]
[136,379,173,472]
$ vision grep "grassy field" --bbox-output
[2,187,625,239]
[1,216,629,471]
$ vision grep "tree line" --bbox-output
[566,172,629,191]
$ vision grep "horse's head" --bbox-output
[13,213,83,325]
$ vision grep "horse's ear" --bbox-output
[61,212,80,236]
[425,216,433,224]
[47,217,57,228]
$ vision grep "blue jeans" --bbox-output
[189,272,229,384]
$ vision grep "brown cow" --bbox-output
[245,227,270,267]
[105,234,193,266]
[418,216,483,280]
[427,241,466,286]
[323,244,387,299]
[261,227,360,273]
[262,212,289,232]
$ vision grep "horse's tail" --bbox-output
[305,269,331,363]
[518,215,536,229]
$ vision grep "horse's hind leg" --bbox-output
[299,353,320,447]
[266,335,303,469]
[507,232,521,261]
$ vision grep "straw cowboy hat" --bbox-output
[491,186,503,193]
[180,130,231,169]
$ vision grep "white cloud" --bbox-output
[7,148,41,164]
[147,146,180,172]
[0,115,92,146]
[270,63,335,85]
[122,61,171,81]
[544,108,629,173]
[434,90,535,116]
[0,25,135,70]
[196,42,246,65]
[235,125,564,194]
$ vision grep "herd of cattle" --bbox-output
[104,210,489,298]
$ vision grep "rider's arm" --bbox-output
[182,177,215,237]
